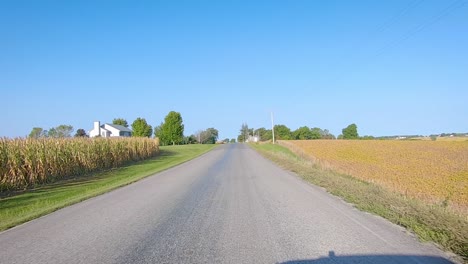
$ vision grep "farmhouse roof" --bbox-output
[105,123,132,132]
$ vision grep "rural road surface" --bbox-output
[0,144,456,264]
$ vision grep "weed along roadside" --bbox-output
[0,144,217,232]
[249,143,468,261]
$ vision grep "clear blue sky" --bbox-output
[2,0,467,139]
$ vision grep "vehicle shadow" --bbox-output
[158,149,178,157]
[279,251,456,264]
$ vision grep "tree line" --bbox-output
[238,123,362,142]
[28,111,220,145]
[29,125,84,138]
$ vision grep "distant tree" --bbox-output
[342,123,359,139]
[47,128,57,138]
[274,124,292,140]
[193,130,204,144]
[337,134,344,139]
[160,111,184,145]
[321,129,335,139]
[293,126,313,140]
[239,123,249,142]
[230,138,236,143]
[255,127,272,141]
[310,127,323,139]
[291,126,311,140]
[187,135,198,144]
[74,128,87,137]
[154,122,163,139]
[205,128,219,144]
[223,138,229,144]
[182,135,198,144]
[254,128,265,139]
[196,128,218,144]
[112,118,128,128]
[131,118,153,137]
[44,125,73,138]
[29,127,45,138]
[237,134,244,143]
[262,130,273,141]
[55,125,74,137]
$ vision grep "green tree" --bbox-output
[196,128,219,144]
[29,127,45,138]
[184,135,198,144]
[74,128,87,137]
[321,129,335,139]
[255,127,272,141]
[230,138,236,143]
[47,128,57,138]
[262,130,273,141]
[203,128,219,144]
[342,123,359,139]
[239,123,249,142]
[310,127,323,139]
[112,118,128,128]
[255,128,265,139]
[293,126,313,140]
[154,122,163,139]
[274,124,292,140]
[45,125,73,138]
[160,111,184,145]
[131,118,153,137]
[55,125,74,137]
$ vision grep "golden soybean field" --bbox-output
[282,140,468,214]
[0,137,160,191]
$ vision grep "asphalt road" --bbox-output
[0,144,457,264]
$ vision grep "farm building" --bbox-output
[246,135,259,143]
[89,121,132,138]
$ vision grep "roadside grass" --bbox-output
[250,143,467,261]
[0,144,216,232]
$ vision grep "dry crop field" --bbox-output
[281,140,468,215]
[0,137,160,191]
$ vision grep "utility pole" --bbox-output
[271,112,275,144]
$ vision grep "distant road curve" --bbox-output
[0,144,457,263]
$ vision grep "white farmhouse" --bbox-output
[246,135,259,143]
[89,121,132,138]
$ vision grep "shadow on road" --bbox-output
[279,251,455,264]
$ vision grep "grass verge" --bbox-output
[250,143,467,262]
[0,144,216,232]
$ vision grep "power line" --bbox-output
[374,0,467,57]
[372,0,426,36]
[328,0,466,82]
[325,0,428,81]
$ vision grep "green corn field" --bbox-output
[0,137,160,191]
